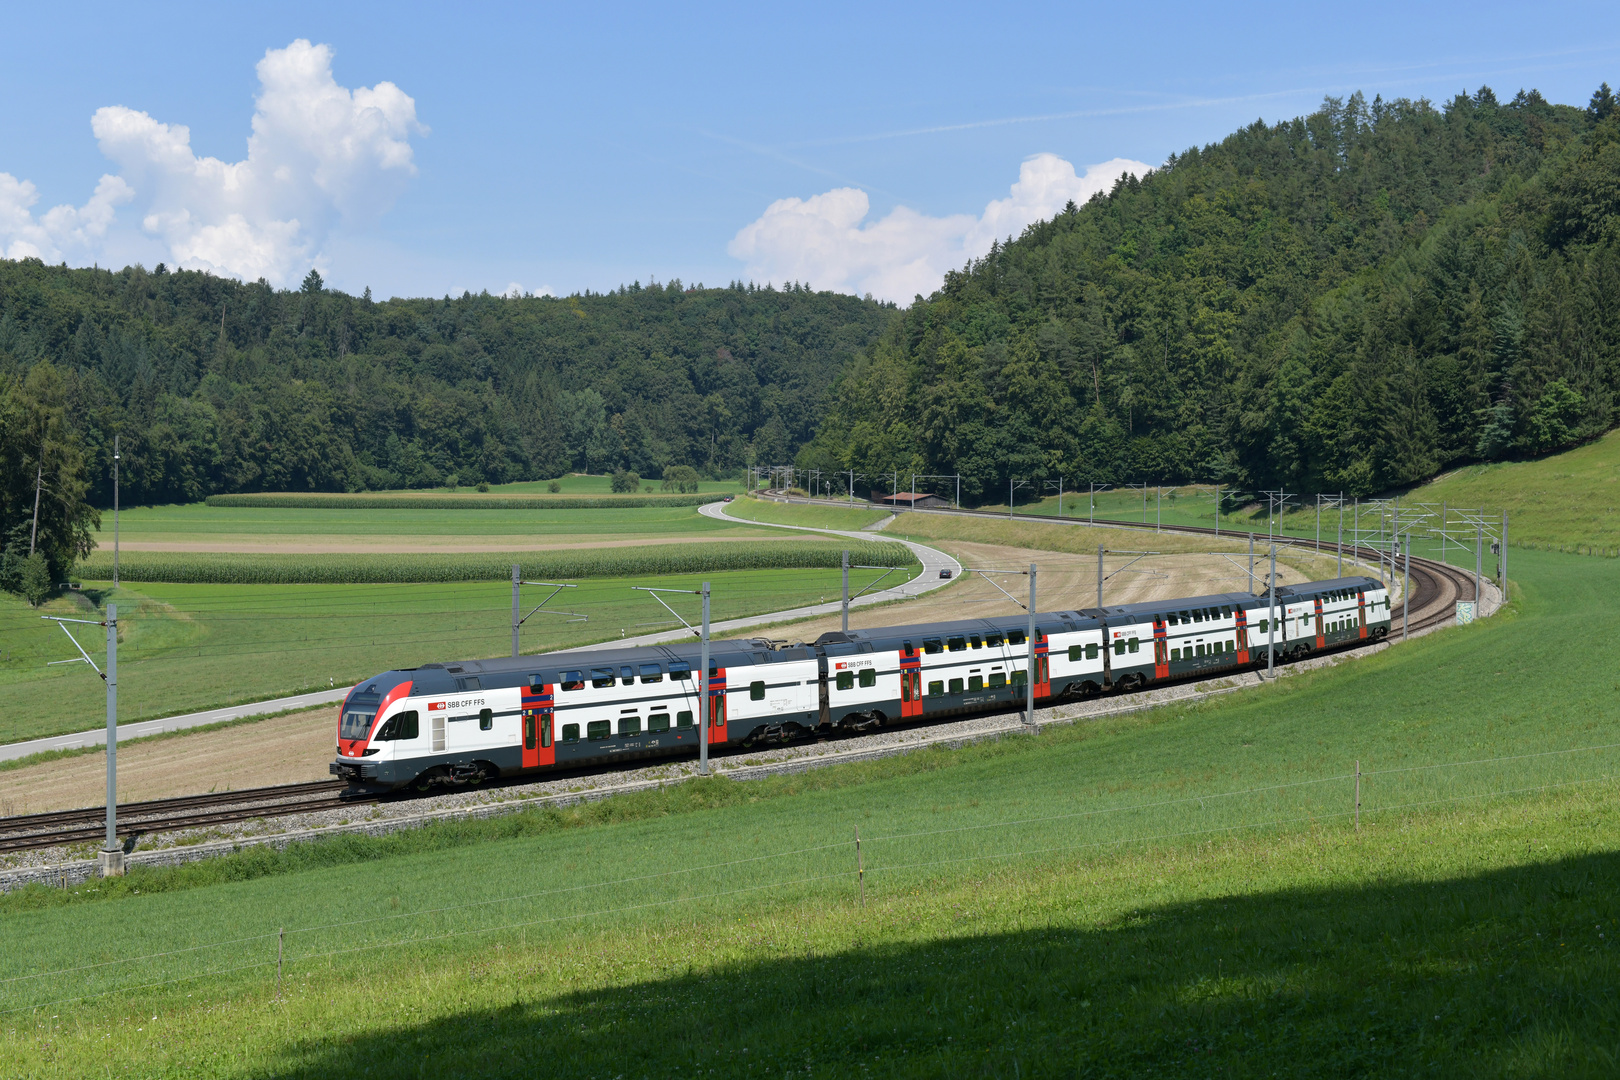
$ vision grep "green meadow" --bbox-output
[723,497,891,532]
[1,544,1615,1075]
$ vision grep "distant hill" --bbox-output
[0,267,893,507]
[803,85,1620,502]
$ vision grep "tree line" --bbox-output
[800,83,1620,500]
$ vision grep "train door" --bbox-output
[899,645,924,718]
[1032,632,1051,700]
[707,666,729,743]
[1356,591,1368,639]
[1234,608,1251,664]
[1098,621,1113,688]
[1152,617,1169,679]
[520,683,555,769]
[816,655,832,728]
[1313,599,1325,649]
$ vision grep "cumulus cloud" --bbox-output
[0,173,133,262]
[0,39,424,284]
[729,153,1151,303]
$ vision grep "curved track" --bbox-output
[0,502,1483,856]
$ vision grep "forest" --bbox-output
[802,84,1620,500]
[4,82,1620,589]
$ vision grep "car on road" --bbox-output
[939,568,953,579]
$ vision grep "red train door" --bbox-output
[707,666,729,743]
[899,646,923,718]
[1313,599,1325,649]
[1152,617,1169,679]
[1356,591,1368,639]
[1234,608,1251,664]
[1033,632,1051,699]
[520,684,556,769]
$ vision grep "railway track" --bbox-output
[0,505,1483,857]
[0,780,380,855]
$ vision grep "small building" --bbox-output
[876,492,950,510]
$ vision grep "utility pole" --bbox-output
[1403,534,1411,640]
[700,582,710,776]
[841,550,850,634]
[1026,564,1037,727]
[511,564,521,657]
[1247,534,1255,592]
[1336,503,1343,578]
[955,474,960,509]
[1501,512,1509,602]
[1214,484,1220,538]
[1009,475,1014,519]
[1057,477,1063,519]
[113,435,120,588]
[1096,545,1104,607]
[1156,485,1161,533]
[1267,546,1276,679]
[103,605,119,876]
[1475,521,1483,603]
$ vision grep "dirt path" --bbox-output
[2,709,336,816]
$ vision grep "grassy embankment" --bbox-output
[2,544,1615,1075]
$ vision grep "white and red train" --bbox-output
[331,575,1391,790]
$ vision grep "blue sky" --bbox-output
[2,1,1617,302]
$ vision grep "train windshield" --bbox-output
[340,694,380,740]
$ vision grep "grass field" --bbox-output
[1,543,1614,1075]
[379,474,746,496]
[0,564,905,745]
[724,497,891,531]
[103,502,765,552]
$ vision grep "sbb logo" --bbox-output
[428,702,446,711]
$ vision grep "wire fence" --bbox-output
[5,738,1616,1018]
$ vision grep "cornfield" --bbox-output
[202,493,729,510]
[76,541,918,584]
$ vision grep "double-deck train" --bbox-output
[331,575,1391,790]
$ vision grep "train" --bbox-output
[330,575,1391,790]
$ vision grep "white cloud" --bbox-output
[728,153,1151,303]
[0,39,424,285]
[0,172,133,262]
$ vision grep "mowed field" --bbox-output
[1,544,1615,1076]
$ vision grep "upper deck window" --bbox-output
[560,671,585,691]
[669,661,692,680]
[590,668,616,689]
[639,664,664,683]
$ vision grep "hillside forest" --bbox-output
[3,82,1620,586]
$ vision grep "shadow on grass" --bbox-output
[266,852,1620,1078]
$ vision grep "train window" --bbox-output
[560,671,585,691]
[587,720,611,740]
[968,675,984,691]
[1226,641,1235,653]
[1192,610,1204,623]
[987,633,1004,647]
[523,713,535,750]
[902,642,915,657]
[970,635,983,649]
[480,708,492,731]
[590,668,615,688]
[620,666,635,685]
[1171,648,1181,661]
[528,673,544,690]
[947,636,967,652]
[1008,630,1026,646]
[948,678,963,694]
[649,712,670,733]
[1180,611,1192,623]
[859,669,877,688]
[669,661,692,680]
[928,680,944,696]
[989,672,1006,688]
[1259,619,1270,634]
[750,681,766,701]
[1128,638,1140,653]
[639,665,663,683]
[677,710,694,728]
[1167,613,1178,625]
[562,723,580,742]
[455,676,482,692]
[1221,606,1232,618]
[1114,640,1126,656]
[923,638,943,654]
[837,671,854,691]
[1086,643,1099,660]
[1068,645,1083,662]
[541,715,551,746]
[618,716,641,737]
[1010,670,1027,685]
